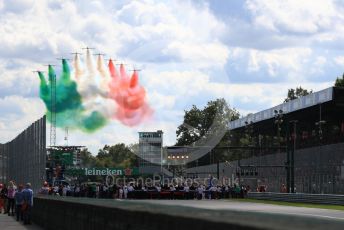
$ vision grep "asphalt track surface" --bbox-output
[134,199,344,221]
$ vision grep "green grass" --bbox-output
[229,198,344,211]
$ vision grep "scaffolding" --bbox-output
[48,65,56,147]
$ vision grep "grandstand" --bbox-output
[186,87,344,194]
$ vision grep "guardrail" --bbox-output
[247,192,344,205]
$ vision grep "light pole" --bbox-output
[315,120,326,141]
[244,120,254,159]
[274,109,288,190]
[315,104,326,193]
[274,109,284,149]
[315,103,326,141]
[289,120,298,193]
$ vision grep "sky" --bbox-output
[0,0,344,154]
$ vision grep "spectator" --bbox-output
[1,184,8,214]
[75,185,80,197]
[234,184,241,198]
[39,182,49,195]
[0,184,5,214]
[280,184,287,193]
[209,185,217,199]
[14,185,24,221]
[58,185,63,196]
[22,183,33,225]
[123,185,128,199]
[183,184,190,199]
[7,181,16,216]
[127,184,134,199]
[66,185,72,196]
[53,185,59,195]
[197,185,204,200]
[62,185,68,196]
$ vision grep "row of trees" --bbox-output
[284,73,344,103]
[335,73,344,87]
[79,143,139,168]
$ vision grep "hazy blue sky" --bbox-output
[0,0,343,153]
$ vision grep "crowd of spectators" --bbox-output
[39,181,251,200]
[0,181,34,225]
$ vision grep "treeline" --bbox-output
[79,143,139,168]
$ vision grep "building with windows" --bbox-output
[138,130,163,168]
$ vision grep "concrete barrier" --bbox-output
[247,192,344,205]
[31,196,344,230]
[32,197,262,230]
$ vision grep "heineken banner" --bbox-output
[66,168,139,176]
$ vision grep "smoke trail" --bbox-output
[108,65,153,126]
[123,71,146,110]
[46,109,107,133]
[119,63,127,78]
[73,53,83,79]
[130,70,139,87]
[38,61,108,132]
[97,54,111,96]
[97,55,109,79]
[81,111,107,132]
[108,59,118,78]
[86,49,95,74]
[38,50,153,131]
[116,103,153,127]
[38,71,51,109]
[55,61,82,113]
[72,51,117,119]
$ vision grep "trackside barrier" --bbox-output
[32,197,261,230]
[247,192,344,205]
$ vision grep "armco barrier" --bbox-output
[247,192,344,205]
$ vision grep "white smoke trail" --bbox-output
[71,50,117,119]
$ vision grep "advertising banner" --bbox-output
[66,167,139,176]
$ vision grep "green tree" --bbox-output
[335,73,344,87]
[176,98,240,166]
[176,98,239,146]
[284,87,313,102]
[79,148,96,167]
[96,143,138,168]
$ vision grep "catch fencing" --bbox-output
[0,116,46,192]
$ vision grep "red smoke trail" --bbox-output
[108,59,118,78]
[108,61,153,126]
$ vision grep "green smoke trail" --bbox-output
[54,61,82,112]
[81,111,108,132]
[38,61,107,132]
[38,71,51,109]
[45,109,107,133]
